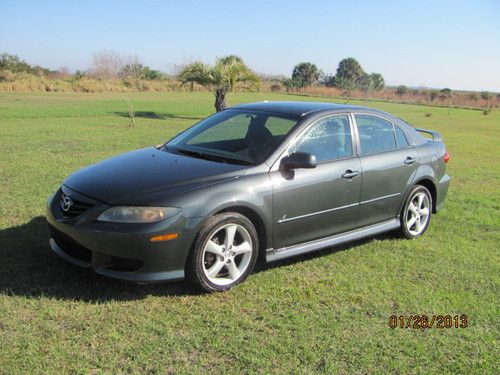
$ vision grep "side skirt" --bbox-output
[266,218,400,262]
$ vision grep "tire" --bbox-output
[187,212,259,292]
[399,185,432,239]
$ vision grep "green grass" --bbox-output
[0,92,499,374]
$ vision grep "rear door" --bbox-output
[271,114,361,249]
[353,114,419,227]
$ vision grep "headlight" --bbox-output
[97,206,180,223]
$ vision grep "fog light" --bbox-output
[150,233,179,242]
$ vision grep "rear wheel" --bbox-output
[399,185,432,239]
[187,212,259,292]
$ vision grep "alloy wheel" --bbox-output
[202,223,253,286]
[405,192,430,236]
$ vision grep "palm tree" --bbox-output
[291,62,321,87]
[178,56,259,112]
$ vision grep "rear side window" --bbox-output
[355,114,396,155]
[291,115,353,162]
[264,116,299,136]
[394,126,409,148]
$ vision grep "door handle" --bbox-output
[342,170,359,179]
[404,156,417,165]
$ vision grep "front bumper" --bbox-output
[46,186,202,283]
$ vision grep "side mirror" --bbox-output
[282,152,317,170]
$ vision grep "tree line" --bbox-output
[284,58,385,93]
[0,52,56,76]
[1,51,497,112]
[0,52,384,110]
[177,57,385,111]
[0,51,167,81]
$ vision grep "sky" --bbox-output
[1,0,499,92]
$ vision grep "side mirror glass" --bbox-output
[282,152,317,170]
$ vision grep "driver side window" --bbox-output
[290,115,353,163]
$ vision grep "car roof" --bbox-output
[231,101,380,117]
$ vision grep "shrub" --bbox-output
[480,91,491,100]
[270,83,281,92]
[440,88,452,100]
[440,88,452,96]
[281,78,299,92]
[396,85,407,96]
[0,70,15,82]
[144,69,165,81]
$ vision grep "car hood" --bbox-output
[64,147,248,205]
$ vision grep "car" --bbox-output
[47,101,451,292]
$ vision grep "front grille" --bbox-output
[49,225,144,273]
[108,256,143,272]
[49,225,92,263]
[60,190,95,219]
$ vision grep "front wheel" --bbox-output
[399,185,432,239]
[187,212,259,292]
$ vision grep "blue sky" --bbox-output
[1,0,499,91]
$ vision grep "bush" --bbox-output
[480,91,491,100]
[332,76,357,90]
[440,88,452,98]
[270,83,282,92]
[396,85,407,96]
[467,93,479,101]
[440,87,452,95]
[73,70,85,80]
[281,78,299,92]
[144,69,166,81]
[0,70,15,82]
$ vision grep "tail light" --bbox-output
[443,151,450,163]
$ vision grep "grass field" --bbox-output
[0,92,499,373]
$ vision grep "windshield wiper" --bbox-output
[171,148,254,165]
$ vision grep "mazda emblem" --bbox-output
[61,196,73,212]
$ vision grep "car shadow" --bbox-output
[112,111,202,121]
[0,217,201,302]
[0,217,396,301]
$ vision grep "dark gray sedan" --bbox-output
[47,101,450,292]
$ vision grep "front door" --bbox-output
[271,114,361,249]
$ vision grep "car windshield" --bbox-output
[165,109,301,165]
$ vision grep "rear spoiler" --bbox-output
[416,128,443,142]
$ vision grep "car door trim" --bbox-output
[267,218,400,262]
[276,192,400,224]
[360,192,401,205]
[277,202,359,223]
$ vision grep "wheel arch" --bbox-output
[413,178,437,213]
[215,205,268,261]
